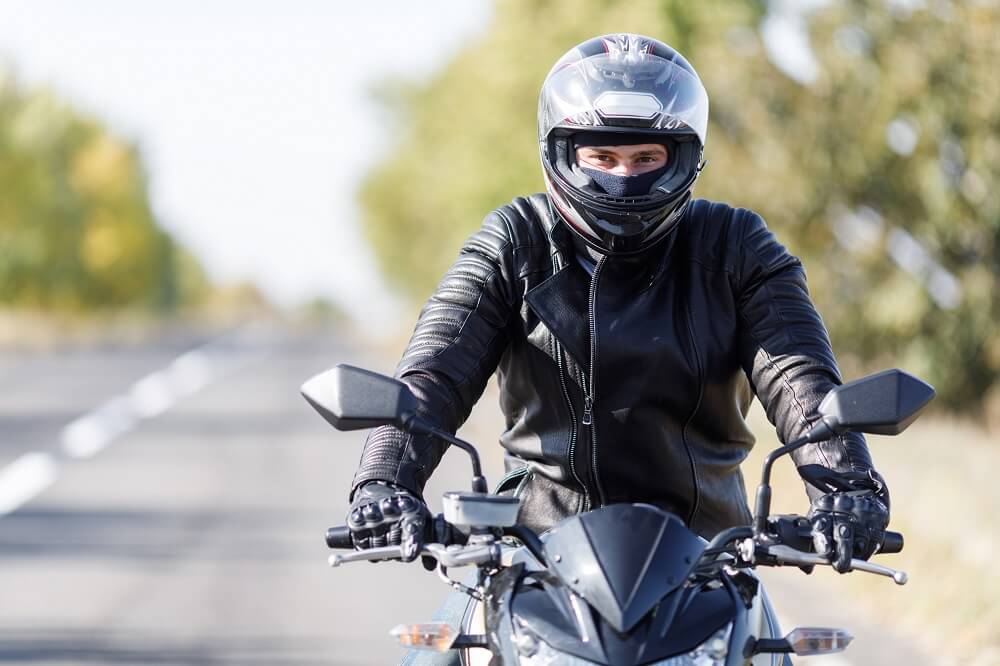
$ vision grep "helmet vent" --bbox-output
[593,91,662,119]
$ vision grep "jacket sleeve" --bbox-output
[733,211,888,505]
[350,210,520,499]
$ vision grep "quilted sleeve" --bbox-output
[733,210,886,503]
[350,209,520,498]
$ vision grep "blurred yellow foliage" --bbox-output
[0,66,208,313]
[80,210,125,272]
[71,134,131,199]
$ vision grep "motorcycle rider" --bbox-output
[346,33,890,578]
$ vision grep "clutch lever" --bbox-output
[764,543,908,585]
[328,545,405,567]
[329,542,500,569]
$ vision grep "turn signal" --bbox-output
[390,623,458,652]
[786,627,853,656]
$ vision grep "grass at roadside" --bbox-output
[743,404,1000,664]
[0,310,233,350]
[0,283,286,351]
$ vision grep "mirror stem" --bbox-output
[403,415,488,493]
[754,421,837,535]
[434,431,489,493]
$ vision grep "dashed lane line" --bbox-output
[0,326,269,518]
[0,452,58,516]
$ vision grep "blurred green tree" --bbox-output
[359,0,999,412]
[0,68,208,313]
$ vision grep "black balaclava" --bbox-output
[573,132,669,198]
[580,164,669,197]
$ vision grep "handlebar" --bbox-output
[326,519,907,583]
[326,525,353,549]
[324,521,546,568]
[881,530,904,554]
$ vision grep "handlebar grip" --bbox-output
[881,531,904,554]
[326,525,354,550]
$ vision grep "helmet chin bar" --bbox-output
[550,181,691,257]
[599,196,690,256]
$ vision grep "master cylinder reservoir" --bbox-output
[442,492,520,530]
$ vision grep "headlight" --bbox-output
[516,623,732,666]
[517,639,600,665]
[651,623,732,666]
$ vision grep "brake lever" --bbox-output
[765,544,908,585]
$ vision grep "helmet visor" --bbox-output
[539,52,709,146]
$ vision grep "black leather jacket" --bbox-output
[352,195,885,538]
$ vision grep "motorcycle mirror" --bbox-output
[754,369,933,535]
[301,364,491,493]
[300,364,418,432]
[817,369,935,436]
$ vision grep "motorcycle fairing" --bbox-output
[484,563,527,665]
[543,504,705,632]
[507,577,735,664]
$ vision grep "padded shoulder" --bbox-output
[484,194,560,276]
[682,199,757,275]
[491,194,557,248]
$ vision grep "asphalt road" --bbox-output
[0,322,930,665]
[0,323,473,665]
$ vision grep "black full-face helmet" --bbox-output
[538,34,709,256]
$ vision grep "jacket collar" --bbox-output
[523,195,684,369]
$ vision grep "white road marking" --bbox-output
[167,350,212,396]
[60,413,112,459]
[0,452,59,515]
[0,326,268,517]
[129,370,175,418]
[62,395,137,459]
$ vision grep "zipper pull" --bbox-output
[582,395,593,426]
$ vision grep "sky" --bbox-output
[0,1,492,329]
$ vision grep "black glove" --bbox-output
[347,481,429,562]
[808,490,889,573]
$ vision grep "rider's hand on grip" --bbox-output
[808,490,889,573]
[348,481,430,562]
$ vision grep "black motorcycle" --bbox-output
[302,365,933,665]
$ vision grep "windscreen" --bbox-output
[543,504,705,633]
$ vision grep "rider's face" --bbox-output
[575,143,668,176]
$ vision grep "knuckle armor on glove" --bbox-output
[808,490,889,573]
[347,481,429,559]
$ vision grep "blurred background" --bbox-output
[0,0,996,664]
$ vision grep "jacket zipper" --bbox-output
[681,300,705,526]
[550,249,590,512]
[556,339,589,512]
[586,256,607,507]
